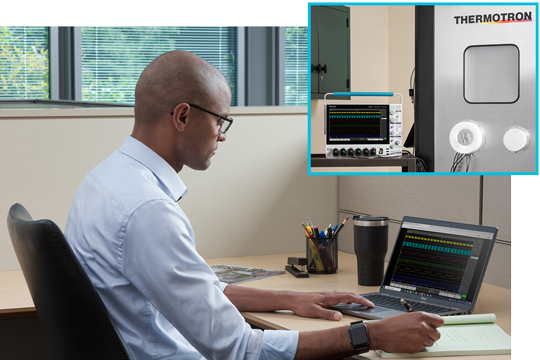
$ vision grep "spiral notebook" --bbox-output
[374,313,511,358]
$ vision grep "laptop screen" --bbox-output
[381,216,498,309]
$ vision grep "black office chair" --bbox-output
[7,203,134,360]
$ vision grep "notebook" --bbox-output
[332,216,498,319]
[374,313,511,358]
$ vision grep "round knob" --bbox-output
[340,148,346,157]
[333,148,339,157]
[363,148,369,156]
[355,148,362,156]
[370,148,376,156]
[503,126,531,153]
[347,148,354,157]
[449,120,486,154]
[322,64,327,73]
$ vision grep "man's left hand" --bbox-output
[289,291,374,321]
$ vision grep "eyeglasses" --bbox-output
[170,103,233,134]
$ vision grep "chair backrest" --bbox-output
[7,203,134,360]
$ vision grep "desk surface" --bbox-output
[1,252,511,359]
[0,270,36,319]
[206,252,511,360]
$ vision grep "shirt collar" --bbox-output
[119,136,188,202]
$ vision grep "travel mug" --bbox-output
[353,215,388,286]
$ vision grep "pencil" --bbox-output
[334,216,350,236]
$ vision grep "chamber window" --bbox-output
[464,45,519,103]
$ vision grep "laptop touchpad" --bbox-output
[332,303,398,316]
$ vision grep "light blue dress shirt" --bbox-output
[65,136,298,360]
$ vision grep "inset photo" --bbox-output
[309,4,537,174]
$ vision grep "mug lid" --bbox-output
[353,215,389,226]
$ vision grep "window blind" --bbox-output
[284,27,308,106]
[81,27,237,105]
[0,26,49,99]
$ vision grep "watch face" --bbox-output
[350,323,369,349]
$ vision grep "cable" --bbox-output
[332,150,427,172]
[401,150,427,172]
[409,68,416,106]
[450,152,473,172]
[407,67,416,156]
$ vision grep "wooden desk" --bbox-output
[0,270,36,320]
[206,252,511,360]
[1,252,511,359]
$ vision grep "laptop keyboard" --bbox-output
[362,294,452,314]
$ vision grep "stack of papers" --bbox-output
[375,313,511,358]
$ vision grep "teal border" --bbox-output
[307,2,539,176]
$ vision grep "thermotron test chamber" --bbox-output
[415,5,536,172]
[324,92,403,158]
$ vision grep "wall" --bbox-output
[311,5,415,173]
[337,176,511,289]
[0,106,338,271]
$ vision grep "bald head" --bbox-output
[134,50,229,127]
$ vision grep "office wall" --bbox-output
[0,106,338,271]
[337,176,511,289]
[311,5,415,173]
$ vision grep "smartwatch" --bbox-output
[349,320,370,354]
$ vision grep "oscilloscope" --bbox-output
[324,92,403,159]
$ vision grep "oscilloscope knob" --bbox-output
[370,148,377,156]
[333,148,339,156]
[355,148,362,157]
[363,148,369,156]
[340,148,347,157]
[347,148,354,157]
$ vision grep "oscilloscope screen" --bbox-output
[383,228,490,304]
[326,104,390,145]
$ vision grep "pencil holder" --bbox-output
[306,236,338,274]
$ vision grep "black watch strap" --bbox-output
[349,320,370,354]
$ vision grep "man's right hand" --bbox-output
[365,312,445,354]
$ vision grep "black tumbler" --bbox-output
[353,215,389,286]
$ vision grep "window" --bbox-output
[464,44,519,104]
[1,26,308,106]
[284,27,308,106]
[81,27,237,105]
[0,26,49,99]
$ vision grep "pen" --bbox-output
[326,224,333,238]
[400,299,415,312]
[334,216,350,236]
[319,230,329,247]
[302,222,313,237]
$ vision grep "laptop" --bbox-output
[331,216,498,320]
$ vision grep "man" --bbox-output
[66,50,443,360]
